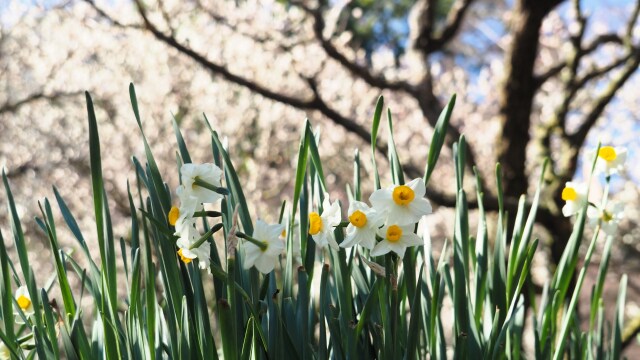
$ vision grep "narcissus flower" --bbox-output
[14,286,34,322]
[175,215,211,271]
[593,146,627,176]
[243,220,285,274]
[588,203,624,236]
[370,178,432,226]
[308,193,341,249]
[561,181,588,217]
[371,224,422,258]
[172,185,201,227]
[340,200,382,250]
[180,163,225,204]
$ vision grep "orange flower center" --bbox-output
[561,187,577,201]
[598,146,617,162]
[386,225,403,243]
[392,185,415,206]
[349,210,368,228]
[17,295,31,310]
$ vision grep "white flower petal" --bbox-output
[408,198,432,217]
[243,244,262,269]
[388,242,408,258]
[254,255,277,274]
[371,241,392,257]
[407,178,426,198]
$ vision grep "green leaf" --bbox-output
[387,109,404,185]
[370,96,384,189]
[0,230,15,341]
[218,299,237,360]
[353,149,361,201]
[285,123,310,297]
[424,94,456,185]
[307,123,327,193]
[172,115,192,164]
[2,169,30,285]
[405,267,424,360]
[37,199,77,317]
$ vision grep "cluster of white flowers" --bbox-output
[170,163,225,272]
[561,146,627,236]
[169,166,434,274]
[170,163,289,275]
[309,178,432,258]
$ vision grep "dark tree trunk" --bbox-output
[497,0,562,199]
[497,0,571,268]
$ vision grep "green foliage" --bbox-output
[0,86,629,359]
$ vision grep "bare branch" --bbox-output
[133,0,313,108]
[554,0,640,181]
[413,0,476,54]
[430,0,476,51]
[534,33,625,87]
[534,62,565,87]
[196,0,310,52]
[574,53,632,88]
[0,91,83,115]
[625,0,640,43]
[303,4,414,93]
[569,48,640,150]
[83,0,143,29]
[583,33,624,54]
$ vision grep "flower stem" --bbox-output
[236,232,268,251]
[193,210,222,218]
[193,177,230,195]
[189,223,223,250]
[335,221,350,228]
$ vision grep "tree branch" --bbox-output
[559,0,640,180]
[83,0,143,29]
[413,0,476,55]
[300,4,414,93]
[568,48,640,152]
[534,62,566,88]
[0,91,83,115]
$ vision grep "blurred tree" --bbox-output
[2,0,639,292]
[80,0,640,264]
[2,0,640,352]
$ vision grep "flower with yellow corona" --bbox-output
[175,215,211,271]
[340,200,382,250]
[588,203,624,236]
[371,224,422,257]
[173,184,201,226]
[308,193,341,249]
[14,286,34,323]
[369,178,432,226]
[180,163,225,204]
[561,181,588,217]
[243,219,285,274]
[593,146,627,176]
